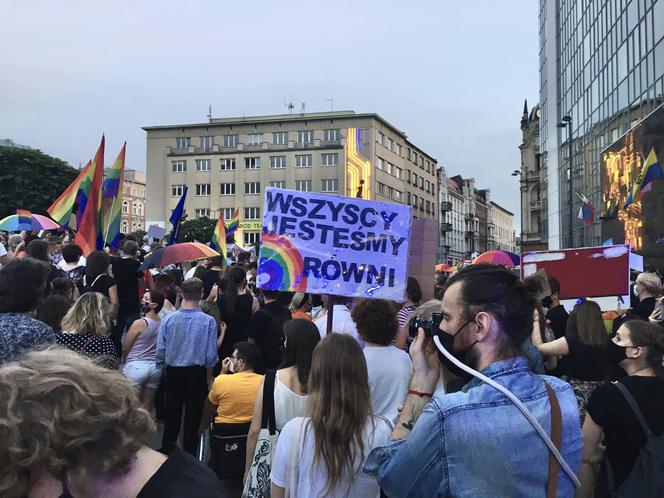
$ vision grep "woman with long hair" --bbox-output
[57,292,119,368]
[122,289,165,411]
[395,276,423,349]
[216,265,258,361]
[77,250,118,320]
[578,320,664,497]
[532,299,608,380]
[244,319,320,481]
[271,333,392,498]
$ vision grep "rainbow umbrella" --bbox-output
[435,263,453,272]
[0,213,61,232]
[472,250,520,267]
[139,242,220,270]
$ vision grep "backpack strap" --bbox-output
[544,382,562,498]
[260,369,277,434]
[612,382,653,437]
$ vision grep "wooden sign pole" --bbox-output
[325,294,335,336]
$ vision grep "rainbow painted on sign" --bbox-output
[258,233,308,292]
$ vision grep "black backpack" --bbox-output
[606,382,664,497]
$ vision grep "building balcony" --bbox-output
[440,222,453,234]
[440,201,452,212]
[530,199,542,210]
[465,230,477,239]
[526,171,541,181]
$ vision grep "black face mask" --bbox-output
[607,340,629,366]
[141,302,152,314]
[437,317,478,378]
[541,296,553,308]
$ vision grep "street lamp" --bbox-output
[557,115,573,248]
[512,169,524,256]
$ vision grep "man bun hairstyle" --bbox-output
[446,264,536,346]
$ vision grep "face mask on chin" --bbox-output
[437,316,479,378]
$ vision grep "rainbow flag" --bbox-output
[226,208,239,235]
[210,213,227,259]
[47,159,95,228]
[74,136,105,255]
[98,143,126,250]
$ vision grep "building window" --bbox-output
[321,153,339,166]
[270,181,285,188]
[221,208,234,220]
[247,133,263,146]
[200,136,214,151]
[426,200,431,213]
[245,182,260,194]
[393,166,402,179]
[136,203,143,216]
[412,194,418,207]
[121,221,128,234]
[171,185,185,197]
[196,159,211,171]
[244,232,260,245]
[245,157,261,169]
[273,132,288,145]
[270,156,286,169]
[122,201,129,213]
[195,209,210,219]
[221,158,236,170]
[295,180,312,192]
[223,134,238,147]
[172,160,187,172]
[220,183,235,195]
[412,152,418,164]
[297,130,314,144]
[195,184,211,196]
[321,179,339,192]
[377,132,384,145]
[393,143,401,156]
[387,138,394,151]
[419,177,424,189]
[323,129,340,141]
[176,137,191,149]
[393,189,402,201]
[295,154,312,167]
[419,157,424,167]
[244,207,260,219]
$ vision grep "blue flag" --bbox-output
[168,186,188,245]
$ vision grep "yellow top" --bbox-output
[208,371,263,424]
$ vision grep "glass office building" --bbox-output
[539,0,664,249]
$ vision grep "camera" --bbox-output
[408,312,443,338]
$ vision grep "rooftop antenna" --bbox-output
[207,105,213,122]
[283,100,295,114]
[325,98,333,112]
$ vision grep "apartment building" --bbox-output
[489,201,516,253]
[120,169,146,234]
[144,111,438,245]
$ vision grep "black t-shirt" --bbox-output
[586,376,664,487]
[217,292,254,360]
[111,257,142,313]
[77,273,116,299]
[546,304,569,339]
[246,301,292,371]
[632,297,656,320]
[559,335,607,381]
[138,446,224,497]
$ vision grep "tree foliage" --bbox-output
[0,146,79,219]
[178,217,217,243]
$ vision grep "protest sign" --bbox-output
[257,187,411,300]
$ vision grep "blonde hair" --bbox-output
[0,347,155,497]
[636,272,662,296]
[60,292,111,336]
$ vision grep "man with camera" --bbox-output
[365,264,582,497]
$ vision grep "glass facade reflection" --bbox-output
[540,0,664,248]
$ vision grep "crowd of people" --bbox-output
[0,230,663,497]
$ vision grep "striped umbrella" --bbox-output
[0,213,61,232]
[139,242,220,270]
[472,250,520,267]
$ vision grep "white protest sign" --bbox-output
[257,188,411,300]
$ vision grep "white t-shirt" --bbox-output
[363,345,412,423]
[271,416,392,498]
[314,305,363,346]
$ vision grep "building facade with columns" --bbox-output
[144,111,438,246]
[120,169,146,234]
[519,101,548,252]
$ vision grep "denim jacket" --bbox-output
[364,357,582,497]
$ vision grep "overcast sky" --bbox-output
[2,0,538,225]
